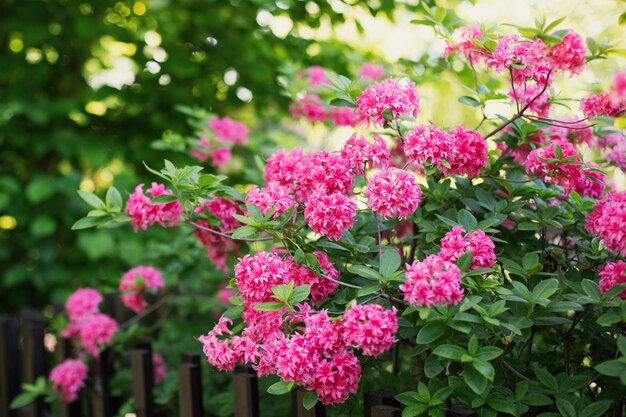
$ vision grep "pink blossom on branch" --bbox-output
[342,302,398,357]
[445,25,487,63]
[401,254,464,307]
[245,184,296,218]
[290,251,340,303]
[599,261,626,299]
[65,288,103,322]
[78,313,118,356]
[304,191,357,240]
[209,116,249,145]
[119,266,165,313]
[585,191,626,256]
[49,359,88,402]
[365,168,422,219]
[439,226,497,270]
[443,127,488,178]
[404,125,455,170]
[126,182,182,231]
[524,140,583,194]
[152,353,167,383]
[357,62,385,80]
[235,251,291,304]
[355,78,419,127]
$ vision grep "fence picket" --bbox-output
[364,391,401,417]
[446,409,477,417]
[91,348,114,417]
[370,405,401,417]
[0,316,20,417]
[131,349,154,417]
[233,365,259,417]
[291,388,325,417]
[21,310,47,417]
[56,338,81,417]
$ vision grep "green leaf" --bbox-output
[556,398,576,417]
[534,368,558,392]
[151,194,178,204]
[253,302,285,311]
[457,209,478,230]
[595,359,626,377]
[581,279,601,302]
[358,283,383,297]
[105,186,123,209]
[416,322,445,345]
[463,364,489,395]
[77,190,105,209]
[532,278,559,299]
[456,251,473,271]
[518,221,541,231]
[580,401,611,417]
[417,382,430,401]
[231,225,257,239]
[380,246,401,277]
[433,344,466,361]
[431,386,454,402]
[289,284,311,304]
[347,265,383,281]
[302,390,319,410]
[468,335,479,356]
[458,96,481,107]
[471,358,495,381]
[476,346,503,361]
[9,392,37,409]
[553,142,562,159]
[267,381,294,395]
[198,174,225,187]
[424,354,446,377]
[71,216,109,230]
[395,391,419,407]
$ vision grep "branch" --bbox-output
[119,295,172,330]
[188,221,273,242]
[498,358,530,381]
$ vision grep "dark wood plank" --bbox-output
[0,316,20,417]
[131,349,154,417]
[364,391,400,417]
[91,348,114,417]
[178,363,203,417]
[233,365,258,417]
[291,388,325,417]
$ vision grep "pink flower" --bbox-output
[340,134,390,176]
[439,226,496,269]
[606,139,626,173]
[49,359,88,402]
[310,351,361,405]
[355,78,419,126]
[401,255,464,307]
[585,191,626,256]
[444,127,487,178]
[126,182,182,231]
[209,116,249,145]
[548,118,593,146]
[194,197,242,271]
[198,316,239,371]
[152,353,167,383]
[191,137,211,161]
[297,151,354,197]
[65,288,103,322]
[614,72,626,100]
[78,313,118,356]
[329,106,356,126]
[357,63,385,80]
[580,92,623,119]
[548,31,587,75]
[525,140,582,194]
[509,81,552,117]
[445,25,486,63]
[599,261,626,299]
[365,168,421,219]
[210,147,232,166]
[303,311,346,356]
[304,191,356,240]
[119,266,165,313]
[235,252,291,304]
[342,302,398,357]
[301,66,329,86]
[290,252,339,303]
[573,164,605,199]
[264,148,304,189]
[245,184,296,218]
[290,95,327,122]
[404,125,455,170]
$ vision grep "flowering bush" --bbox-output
[17,7,626,417]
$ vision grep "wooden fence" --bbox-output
[1,312,476,417]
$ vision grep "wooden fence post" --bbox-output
[364,391,401,417]
[233,365,259,417]
[21,310,46,417]
[91,347,114,417]
[291,388,325,417]
[131,349,154,417]
[370,405,401,417]
[56,338,81,417]
[178,352,203,417]
[0,316,20,417]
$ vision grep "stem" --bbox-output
[119,295,172,330]
[484,70,552,140]
[563,305,590,375]
[188,221,273,242]
[498,358,530,381]
[408,222,419,265]
[321,273,362,290]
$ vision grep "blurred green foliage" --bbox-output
[0,0,381,312]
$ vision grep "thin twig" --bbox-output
[189,221,273,242]
[119,295,172,330]
[499,358,530,381]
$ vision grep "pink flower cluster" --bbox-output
[61,288,118,356]
[404,126,488,178]
[192,116,248,165]
[357,63,386,80]
[126,182,182,231]
[245,184,296,218]
[586,192,626,256]
[153,352,167,383]
[119,266,165,313]
[355,78,419,126]
[49,359,88,402]
[290,95,357,127]
[340,134,390,176]
[194,197,243,271]
[401,254,464,307]
[199,301,398,404]
[524,140,583,195]
[445,25,486,63]
[305,191,356,240]
[439,226,496,270]
[599,261,626,299]
[365,168,422,219]
[579,72,626,119]
[290,251,340,303]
